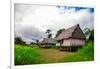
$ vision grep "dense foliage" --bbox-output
[83,28,94,42]
[15,37,25,45]
[55,28,65,38]
[64,41,94,62]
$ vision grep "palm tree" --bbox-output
[83,28,91,39]
[46,29,51,34]
[83,28,94,42]
[36,40,39,45]
[46,29,52,38]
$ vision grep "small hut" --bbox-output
[56,24,86,51]
[41,38,56,47]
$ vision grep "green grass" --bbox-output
[15,45,44,65]
[15,42,94,65]
[15,45,68,64]
[64,41,94,62]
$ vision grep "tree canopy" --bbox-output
[46,29,52,38]
[15,37,26,44]
[83,28,94,42]
[55,28,65,38]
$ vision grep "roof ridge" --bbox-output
[65,24,79,30]
[64,24,78,35]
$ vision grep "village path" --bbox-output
[38,48,70,63]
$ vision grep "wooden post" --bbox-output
[66,47,68,51]
[68,47,69,52]
[69,47,71,52]
[72,47,73,52]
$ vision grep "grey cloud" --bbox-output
[14,3,40,23]
[15,25,46,42]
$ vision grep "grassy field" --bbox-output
[38,48,74,63]
[15,42,94,65]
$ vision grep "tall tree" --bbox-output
[83,28,91,37]
[46,29,51,34]
[46,29,52,38]
[36,40,39,45]
[83,28,94,42]
[48,34,52,38]
[89,29,94,42]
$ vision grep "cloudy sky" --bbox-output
[14,3,94,43]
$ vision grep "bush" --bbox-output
[15,37,26,45]
[78,41,94,58]
[15,45,43,65]
[48,45,58,48]
[64,41,94,62]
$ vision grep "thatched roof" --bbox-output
[56,24,86,40]
[41,38,57,44]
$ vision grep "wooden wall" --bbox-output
[61,38,85,46]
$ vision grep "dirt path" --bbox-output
[38,48,68,63]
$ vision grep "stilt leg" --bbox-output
[69,47,71,52]
[66,47,68,51]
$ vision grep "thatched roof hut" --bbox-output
[56,24,86,47]
[41,38,56,47]
[41,38,56,44]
